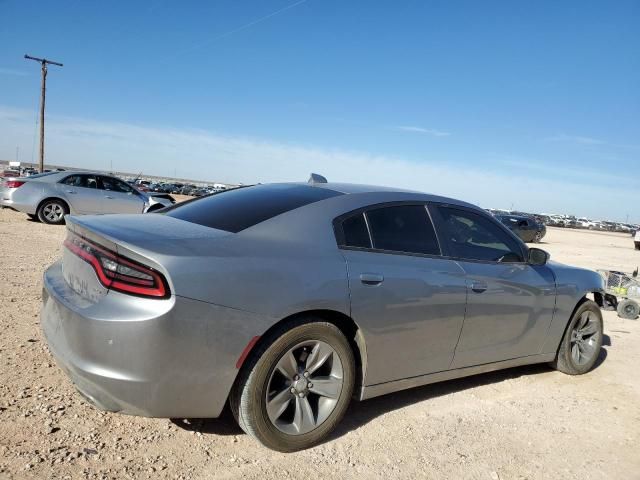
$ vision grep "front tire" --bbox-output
[552,300,603,375]
[37,199,68,225]
[231,319,355,452]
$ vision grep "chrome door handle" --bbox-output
[360,273,384,285]
[66,190,77,194]
[471,282,488,293]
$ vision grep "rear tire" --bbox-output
[37,199,68,225]
[552,300,603,375]
[617,298,639,320]
[230,318,355,452]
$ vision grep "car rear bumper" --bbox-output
[0,195,36,214]
[41,261,259,418]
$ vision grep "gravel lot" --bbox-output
[1,207,639,480]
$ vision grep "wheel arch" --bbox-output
[234,309,367,399]
[554,292,602,355]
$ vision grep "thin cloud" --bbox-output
[544,134,604,145]
[0,105,636,221]
[392,126,451,137]
[0,67,29,77]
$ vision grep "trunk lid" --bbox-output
[62,213,232,300]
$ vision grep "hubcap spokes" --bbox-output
[266,340,343,435]
[44,203,63,221]
[570,311,600,366]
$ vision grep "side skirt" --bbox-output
[358,353,556,401]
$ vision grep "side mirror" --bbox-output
[528,247,549,266]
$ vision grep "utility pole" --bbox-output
[24,54,63,173]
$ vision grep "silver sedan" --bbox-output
[0,171,174,224]
[40,180,605,451]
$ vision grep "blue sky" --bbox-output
[1,1,638,220]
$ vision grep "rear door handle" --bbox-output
[471,281,488,293]
[105,195,113,199]
[65,190,77,194]
[360,273,384,285]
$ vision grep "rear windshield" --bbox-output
[165,184,342,233]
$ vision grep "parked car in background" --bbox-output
[495,214,546,243]
[533,214,551,226]
[41,180,604,452]
[577,218,596,229]
[191,188,210,197]
[1,169,21,178]
[179,184,198,196]
[0,171,175,224]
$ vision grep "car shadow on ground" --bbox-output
[172,343,610,441]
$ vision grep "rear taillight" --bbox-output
[6,181,25,188]
[63,231,169,298]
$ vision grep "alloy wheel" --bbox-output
[265,340,343,435]
[569,311,600,366]
[43,202,65,222]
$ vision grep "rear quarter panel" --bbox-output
[3,180,48,214]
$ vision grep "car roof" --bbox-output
[291,182,477,209]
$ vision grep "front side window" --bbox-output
[365,205,440,255]
[436,207,523,262]
[100,176,134,193]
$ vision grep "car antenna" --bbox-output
[308,173,328,184]
[133,171,143,183]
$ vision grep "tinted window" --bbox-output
[341,213,371,248]
[100,176,135,193]
[61,174,98,188]
[61,175,82,186]
[365,205,440,255]
[165,184,342,233]
[437,207,523,262]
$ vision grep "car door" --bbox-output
[337,203,468,386]
[430,204,556,368]
[98,176,145,214]
[57,174,102,214]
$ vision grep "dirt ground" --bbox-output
[1,208,639,480]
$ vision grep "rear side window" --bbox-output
[341,213,372,248]
[61,175,98,188]
[61,175,83,187]
[165,184,342,233]
[366,205,440,255]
